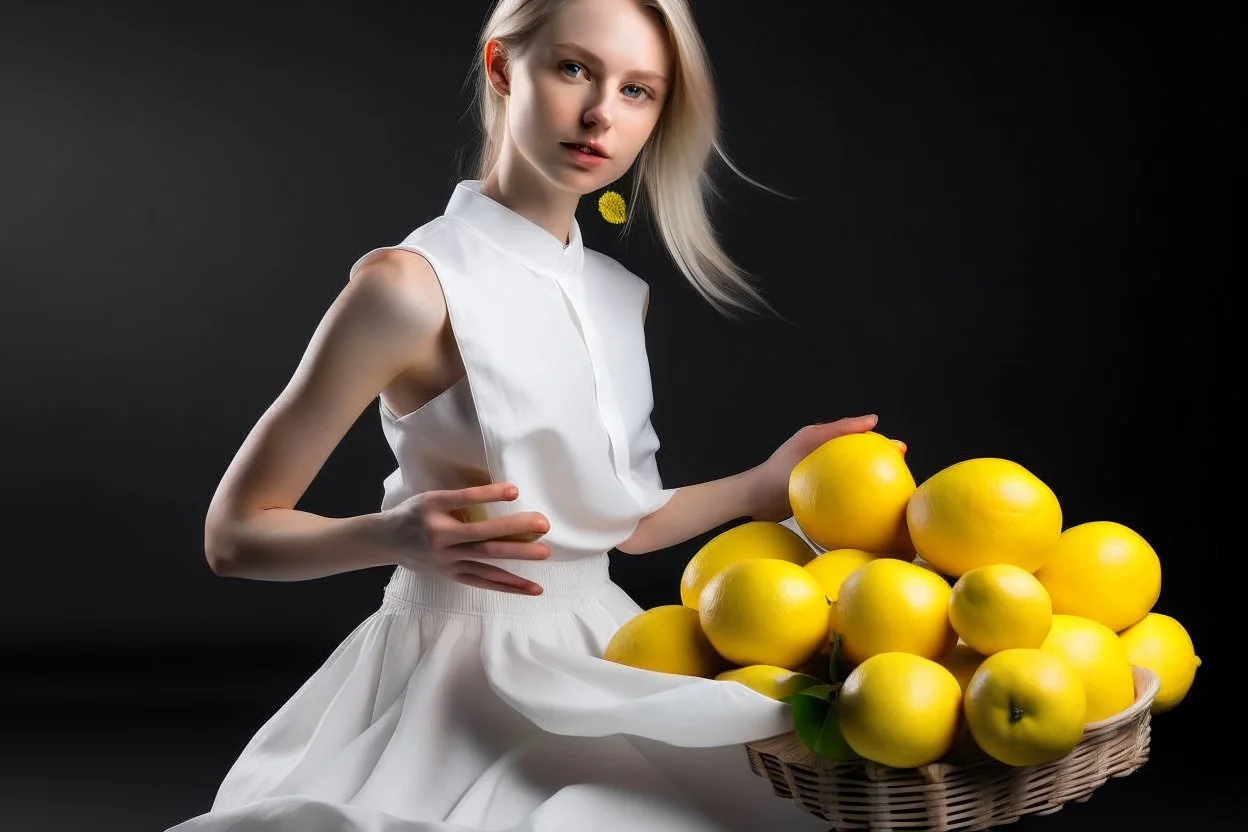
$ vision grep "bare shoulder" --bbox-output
[203,248,444,559]
[349,247,447,330]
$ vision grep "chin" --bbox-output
[548,166,608,194]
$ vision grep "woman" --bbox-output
[168,0,877,829]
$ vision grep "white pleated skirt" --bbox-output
[166,554,830,831]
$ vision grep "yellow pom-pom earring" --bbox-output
[597,190,627,225]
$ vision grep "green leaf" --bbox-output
[781,685,860,761]
[782,683,836,705]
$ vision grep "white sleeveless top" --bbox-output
[348,179,677,561]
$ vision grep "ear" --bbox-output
[485,39,510,96]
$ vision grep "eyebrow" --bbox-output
[553,42,669,87]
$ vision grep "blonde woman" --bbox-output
[168,1,878,829]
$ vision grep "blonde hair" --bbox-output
[456,0,798,325]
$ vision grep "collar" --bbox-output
[444,179,585,279]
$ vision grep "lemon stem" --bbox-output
[1009,703,1025,724]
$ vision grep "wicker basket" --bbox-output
[744,665,1160,831]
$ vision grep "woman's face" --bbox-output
[492,0,673,193]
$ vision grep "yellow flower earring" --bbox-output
[597,190,627,225]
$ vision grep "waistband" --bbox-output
[381,553,611,616]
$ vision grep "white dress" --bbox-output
[167,180,830,832]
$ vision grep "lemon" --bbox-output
[603,605,731,677]
[949,564,1053,656]
[964,648,1086,766]
[906,458,1062,577]
[1040,614,1136,723]
[714,665,824,700]
[837,652,963,768]
[699,559,831,669]
[680,521,815,611]
[1118,613,1201,714]
[803,548,881,633]
[936,640,988,696]
[790,432,916,555]
[1033,521,1162,633]
[836,558,957,664]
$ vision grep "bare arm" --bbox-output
[204,249,442,581]
[619,417,884,555]
[616,470,759,555]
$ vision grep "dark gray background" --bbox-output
[1,1,1238,828]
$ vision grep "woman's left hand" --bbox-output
[745,414,883,523]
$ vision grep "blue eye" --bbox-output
[560,62,653,102]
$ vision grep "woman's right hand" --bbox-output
[384,482,552,595]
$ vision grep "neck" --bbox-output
[480,152,581,248]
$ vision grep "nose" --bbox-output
[583,112,612,132]
[581,94,614,131]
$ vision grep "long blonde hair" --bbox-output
[456,0,798,325]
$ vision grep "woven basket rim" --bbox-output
[1085,665,1159,731]
[746,664,1161,759]
[741,664,1159,832]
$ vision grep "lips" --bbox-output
[561,141,607,158]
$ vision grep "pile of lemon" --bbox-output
[602,431,1201,769]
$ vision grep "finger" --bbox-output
[846,414,877,432]
[451,537,552,561]
[433,482,519,511]
[453,511,550,545]
[453,560,543,594]
[453,573,538,595]
[820,414,877,432]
